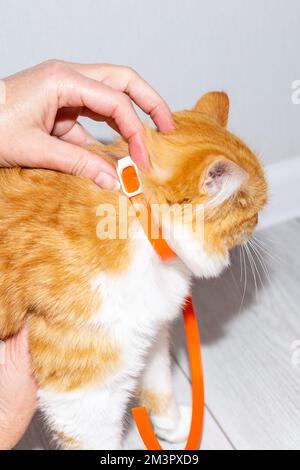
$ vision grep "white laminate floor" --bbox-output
[16,219,300,450]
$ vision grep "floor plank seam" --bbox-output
[172,353,236,450]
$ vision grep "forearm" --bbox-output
[0,328,37,450]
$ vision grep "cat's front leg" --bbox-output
[139,328,191,444]
[39,383,127,450]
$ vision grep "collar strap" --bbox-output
[117,156,176,261]
[117,156,204,451]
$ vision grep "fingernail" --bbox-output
[95,173,120,191]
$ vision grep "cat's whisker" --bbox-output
[248,241,265,270]
[251,236,273,254]
[244,242,258,299]
[252,235,283,265]
[239,244,248,313]
[248,239,270,281]
[252,237,276,257]
[239,246,244,283]
[247,240,267,290]
[229,260,240,292]
[248,238,277,299]
[251,237,278,262]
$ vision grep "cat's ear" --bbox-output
[194,92,229,127]
[201,157,247,206]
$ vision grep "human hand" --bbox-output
[0,61,174,190]
[0,327,37,450]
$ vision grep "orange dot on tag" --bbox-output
[122,166,140,193]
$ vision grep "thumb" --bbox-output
[27,133,120,190]
[4,325,32,371]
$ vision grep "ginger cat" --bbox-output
[0,92,267,449]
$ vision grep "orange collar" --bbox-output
[117,156,175,261]
[117,156,204,451]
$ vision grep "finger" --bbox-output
[118,72,175,133]
[56,73,148,168]
[79,108,121,134]
[51,106,82,137]
[54,121,99,147]
[24,132,119,190]
[53,106,121,135]
[68,63,174,132]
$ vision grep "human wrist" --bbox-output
[0,418,16,450]
[0,403,33,450]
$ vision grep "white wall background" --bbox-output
[0,0,299,165]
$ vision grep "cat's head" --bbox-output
[143,92,268,278]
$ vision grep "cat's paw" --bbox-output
[153,405,192,444]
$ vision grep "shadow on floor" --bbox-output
[14,412,54,450]
[172,241,270,354]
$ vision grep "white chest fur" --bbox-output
[90,230,191,376]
